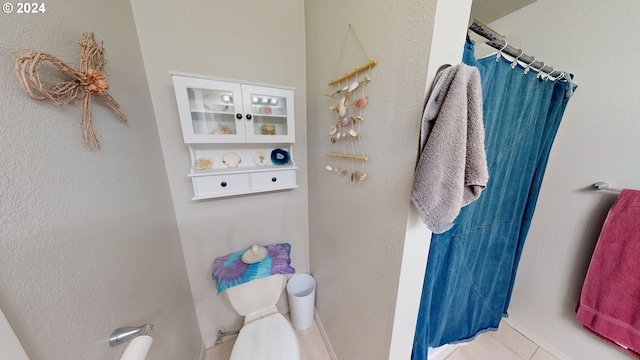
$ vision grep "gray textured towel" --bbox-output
[411,63,488,233]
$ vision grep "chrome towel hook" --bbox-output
[593,182,609,191]
[109,323,154,347]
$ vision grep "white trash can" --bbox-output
[286,274,316,330]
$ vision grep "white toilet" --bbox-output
[224,274,300,360]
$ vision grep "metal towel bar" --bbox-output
[592,182,622,193]
[109,323,153,347]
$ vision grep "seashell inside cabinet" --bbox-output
[169,71,298,199]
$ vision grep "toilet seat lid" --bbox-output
[230,313,299,360]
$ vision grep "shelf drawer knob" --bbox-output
[246,114,252,120]
[221,181,227,187]
[235,113,243,120]
[271,177,277,182]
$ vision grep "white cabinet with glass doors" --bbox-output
[171,73,294,143]
[169,72,297,200]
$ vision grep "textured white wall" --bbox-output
[483,1,640,359]
[129,0,309,348]
[305,1,441,358]
[0,1,201,359]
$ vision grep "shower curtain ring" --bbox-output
[545,67,556,81]
[537,62,545,79]
[523,56,536,75]
[496,40,508,62]
[510,49,524,70]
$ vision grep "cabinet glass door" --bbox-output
[172,76,245,143]
[242,85,295,143]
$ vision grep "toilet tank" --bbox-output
[224,274,286,316]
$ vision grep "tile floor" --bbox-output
[206,316,555,360]
[205,314,331,360]
[446,321,558,360]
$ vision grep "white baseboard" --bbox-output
[428,343,459,360]
[199,342,207,360]
[314,309,337,360]
[503,318,572,360]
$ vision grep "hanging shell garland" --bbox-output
[325,27,374,185]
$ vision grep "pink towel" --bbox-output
[576,189,640,357]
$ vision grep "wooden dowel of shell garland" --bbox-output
[328,59,377,86]
[327,152,369,161]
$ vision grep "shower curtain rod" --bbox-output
[468,20,569,79]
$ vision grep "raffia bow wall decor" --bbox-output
[13,32,127,150]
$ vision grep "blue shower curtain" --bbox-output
[412,38,576,359]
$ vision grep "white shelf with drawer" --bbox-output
[169,71,298,200]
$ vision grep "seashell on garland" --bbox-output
[355,96,368,108]
[348,80,359,92]
[359,74,372,85]
[337,96,347,117]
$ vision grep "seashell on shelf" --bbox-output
[326,165,334,171]
[341,170,347,176]
[329,124,338,135]
[355,96,368,108]
[351,170,358,182]
[203,94,217,111]
[222,152,241,168]
[254,151,268,166]
[196,158,213,170]
[212,123,233,135]
[349,129,358,137]
[341,118,349,127]
[336,132,341,139]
